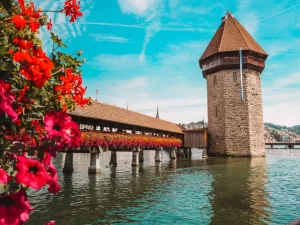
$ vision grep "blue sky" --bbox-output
[35,0,300,126]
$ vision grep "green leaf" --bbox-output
[50,32,67,48]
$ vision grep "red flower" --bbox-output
[13,38,34,50]
[29,17,40,32]
[47,18,53,30]
[15,156,51,190]
[0,169,11,184]
[55,68,90,107]
[44,111,72,139]
[45,161,61,194]
[44,112,81,147]
[14,48,54,88]
[31,119,42,134]
[0,189,32,225]
[63,122,81,148]
[0,80,18,122]
[63,0,83,22]
[18,0,25,12]
[11,15,26,29]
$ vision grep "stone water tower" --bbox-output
[199,12,268,156]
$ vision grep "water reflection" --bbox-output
[209,157,270,225]
[27,151,300,225]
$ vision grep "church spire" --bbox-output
[156,104,159,119]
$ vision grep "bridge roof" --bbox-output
[69,101,183,134]
[200,12,267,61]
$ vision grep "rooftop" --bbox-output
[200,12,268,61]
[69,101,183,134]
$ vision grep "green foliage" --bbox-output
[265,123,300,134]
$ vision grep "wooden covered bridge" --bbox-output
[62,101,207,174]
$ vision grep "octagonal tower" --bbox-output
[199,12,268,156]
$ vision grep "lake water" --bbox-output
[27,150,300,225]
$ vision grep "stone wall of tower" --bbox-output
[244,70,265,156]
[207,69,265,156]
[207,70,226,156]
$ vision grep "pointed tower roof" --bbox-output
[156,104,159,119]
[200,12,267,61]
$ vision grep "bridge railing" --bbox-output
[265,143,300,149]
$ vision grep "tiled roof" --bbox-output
[69,101,183,134]
[200,12,268,61]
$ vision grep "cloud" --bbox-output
[268,72,300,89]
[239,11,259,35]
[259,3,300,23]
[85,40,207,123]
[89,34,130,43]
[79,21,214,32]
[32,0,91,52]
[117,0,161,16]
[117,0,164,62]
[139,21,161,61]
[262,72,300,126]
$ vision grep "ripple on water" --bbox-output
[27,152,300,225]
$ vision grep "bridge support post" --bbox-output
[189,148,192,158]
[88,153,101,174]
[183,148,189,158]
[132,147,139,167]
[202,147,208,158]
[63,152,74,174]
[139,148,144,163]
[155,147,162,162]
[170,147,176,160]
[109,150,117,167]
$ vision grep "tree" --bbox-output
[0,0,90,224]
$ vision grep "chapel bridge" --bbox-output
[61,101,208,174]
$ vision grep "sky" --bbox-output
[34,0,300,126]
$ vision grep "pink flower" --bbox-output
[0,189,33,225]
[44,111,81,148]
[0,80,18,122]
[44,111,72,138]
[15,156,51,190]
[0,168,12,184]
[44,221,56,225]
[63,121,81,147]
[42,152,52,167]
[47,173,61,194]
[46,162,61,194]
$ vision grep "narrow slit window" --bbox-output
[233,72,237,82]
[214,76,217,86]
[215,106,218,118]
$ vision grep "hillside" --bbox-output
[265,123,300,135]
[180,121,300,142]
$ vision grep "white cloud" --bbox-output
[86,40,207,123]
[117,0,164,62]
[89,34,129,43]
[264,102,300,127]
[117,0,161,16]
[239,11,259,35]
[262,72,300,126]
[139,20,161,62]
[271,72,300,89]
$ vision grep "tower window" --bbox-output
[214,76,217,86]
[215,107,218,118]
[233,72,237,82]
